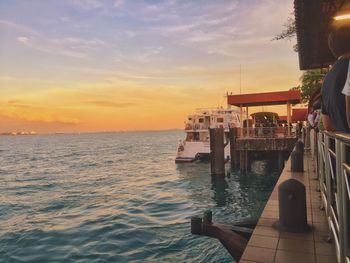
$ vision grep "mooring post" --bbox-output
[295,140,305,154]
[229,127,238,168]
[191,216,202,235]
[277,179,309,232]
[305,125,311,151]
[291,149,304,172]
[210,128,225,176]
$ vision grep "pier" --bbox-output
[190,0,350,262]
[227,90,301,174]
[193,128,349,263]
[239,130,350,263]
[239,139,333,262]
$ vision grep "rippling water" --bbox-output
[0,131,279,262]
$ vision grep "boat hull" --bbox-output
[175,141,231,163]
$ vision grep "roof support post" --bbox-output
[287,102,291,137]
[246,106,249,138]
[240,104,243,137]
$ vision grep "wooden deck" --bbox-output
[239,151,337,263]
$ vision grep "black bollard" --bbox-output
[277,179,309,232]
[203,210,212,224]
[295,140,304,154]
[191,216,202,235]
[291,150,304,172]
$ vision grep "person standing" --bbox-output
[321,24,350,133]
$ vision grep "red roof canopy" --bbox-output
[227,90,301,107]
[292,108,308,122]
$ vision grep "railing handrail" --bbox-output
[317,130,350,263]
[322,131,350,145]
[335,132,350,145]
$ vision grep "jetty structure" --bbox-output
[190,0,350,262]
[227,90,301,174]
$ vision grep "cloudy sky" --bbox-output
[0,0,301,133]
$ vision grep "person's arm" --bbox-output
[342,60,350,130]
[322,114,335,131]
[320,90,335,131]
[346,96,350,130]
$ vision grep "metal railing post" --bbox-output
[336,138,345,263]
[317,133,323,192]
[339,139,349,263]
[318,132,350,263]
[325,134,332,220]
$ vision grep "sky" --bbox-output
[0,0,302,133]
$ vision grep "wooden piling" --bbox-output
[245,150,249,173]
[229,128,238,168]
[239,150,247,175]
[210,128,225,176]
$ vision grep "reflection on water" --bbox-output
[211,176,228,207]
[0,131,279,263]
[176,159,279,223]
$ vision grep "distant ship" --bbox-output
[175,107,241,163]
[0,131,37,136]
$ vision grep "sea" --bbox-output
[0,131,279,263]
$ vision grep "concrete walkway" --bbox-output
[240,151,337,263]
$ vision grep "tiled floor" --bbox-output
[239,151,337,263]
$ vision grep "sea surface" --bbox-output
[0,131,279,262]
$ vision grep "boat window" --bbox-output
[217,117,224,123]
[198,118,204,123]
[188,118,192,121]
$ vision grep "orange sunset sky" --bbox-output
[0,0,302,133]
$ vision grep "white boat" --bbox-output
[175,107,241,163]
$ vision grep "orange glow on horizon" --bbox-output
[0,1,301,133]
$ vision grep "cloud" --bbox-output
[0,19,40,36]
[60,50,88,59]
[3,20,105,59]
[17,36,29,44]
[86,100,135,108]
[0,100,80,125]
[59,16,71,22]
[7,99,24,104]
[143,4,162,13]
[72,0,102,10]
[125,30,137,38]
[114,0,124,8]
[51,37,105,46]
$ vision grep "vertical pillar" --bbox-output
[210,128,225,176]
[240,104,243,137]
[287,102,291,137]
[229,127,238,168]
[245,150,250,173]
[239,150,246,175]
[246,106,249,138]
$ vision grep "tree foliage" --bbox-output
[272,15,298,52]
[292,69,328,104]
[272,16,296,41]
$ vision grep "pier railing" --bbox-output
[317,131,350,263]
[240,126,295,138]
